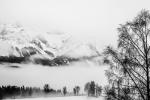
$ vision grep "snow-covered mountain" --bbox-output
[0,24,100,66]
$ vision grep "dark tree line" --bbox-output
[0,56,26,64]
[43,84,68,96]
[0,82,103,99]
[0,84,61,99]
[0,85,40,99]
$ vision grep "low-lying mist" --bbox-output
[0,61,108,93]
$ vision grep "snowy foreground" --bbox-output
[13,96,104,100]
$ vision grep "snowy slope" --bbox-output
[0,24,55,59]
[0,24,100,65]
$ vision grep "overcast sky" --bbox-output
[0,0,150,48]
[0,0,150,90]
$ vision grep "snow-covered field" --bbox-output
[13,96,104,100]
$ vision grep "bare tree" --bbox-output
[84,82,90,96]
[43,84,50,93]
[63,86,67,96]
[73,86,80,95]
[104,10,150,100]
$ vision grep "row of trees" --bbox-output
[0,82,102,99]
[43,84,67,95]
[0,85,41,99]
[103,9,150,100]
[44,82,102,97]
[0,85,68,99]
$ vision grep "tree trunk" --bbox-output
[117,80,120,100]
[146,65,150,100]
[146,51,150,100]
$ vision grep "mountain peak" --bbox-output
[0,23,100,66]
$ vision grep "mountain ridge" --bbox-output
[0,24,100,66]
